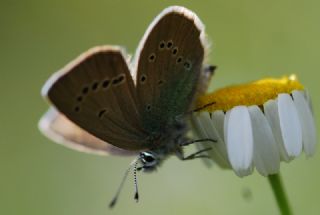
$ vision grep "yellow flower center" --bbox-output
[196,75,304,112]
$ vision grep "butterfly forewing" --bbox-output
[42,46,147,150]
[134,7,207,133]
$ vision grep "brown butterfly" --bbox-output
[39,6,215,207]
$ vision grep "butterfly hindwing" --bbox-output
[42,46,147,150]
[134,7,207,133]
[39,107,138,156]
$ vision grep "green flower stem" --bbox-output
[268,173,293,215]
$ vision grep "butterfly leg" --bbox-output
[176,147,212,161]
[179,138,216,147]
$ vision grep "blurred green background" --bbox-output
[1,0,319,214]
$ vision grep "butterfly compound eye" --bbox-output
[140,151,157,167]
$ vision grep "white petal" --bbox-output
[224,110,231,146]
[190,114,214,167]
[264,99,290,161]
[198,112,230,168]
[292,90,317,156]
[278,93,303,157]
[191,113,207,139]
[192,113,223,167]
[199,112,224,166]
[211,110,225,142]
[304,89,314,115]
[211,111,230,167]
[199,112,230,168]
[226,106,254,177]
[248,106,280,176]
[198,112,219,141]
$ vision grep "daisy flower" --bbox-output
[191,75,316,177]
